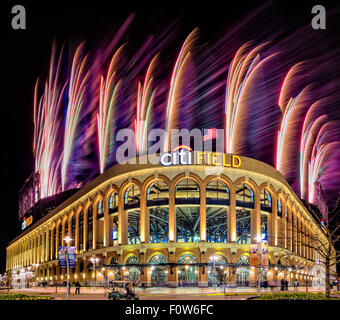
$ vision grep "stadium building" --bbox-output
[6,150,333,288]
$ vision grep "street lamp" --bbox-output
[210,255,218,290]
[255,235,262,297]
[63,236,72,300]
[90,256,100,291]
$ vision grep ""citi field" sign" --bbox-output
[160,146,242,168]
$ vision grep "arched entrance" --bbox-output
[149,254,168,287]
[237,255,250,286]
[177,254,198,287]
[208,254,227,286]
[126,255,140,284]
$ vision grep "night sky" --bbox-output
[2,0,340,273]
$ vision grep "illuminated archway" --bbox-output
[147,181,169,243]
[175,179,200,243]
[124,185,141,244]
[206,179,229,243]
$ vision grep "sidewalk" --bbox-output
[3,285,334,296]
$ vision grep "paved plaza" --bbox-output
[1,286,338,300]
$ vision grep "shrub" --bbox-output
[0,294,54,300]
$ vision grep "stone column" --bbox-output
[269,196,278,247]
[84,206,88,252]
[93,201,98,250]
[55,223,60,259]
[140,189,147,243]
[228,185,236,243]
[251,189,260,244]
[75,212,79,252]
[45,228,49,262]
[287,206,292,251]
[293,210,297,254]
[118,192,128,245]
[104,195,109,247]
[200,184,206,242]
[297,214,301,256]
[169,185,176,242]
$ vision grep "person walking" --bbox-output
[285,279,289,291]
[280,279,285,291]
[294,279,298,292]
[75,281,81,295]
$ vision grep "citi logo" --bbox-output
[160,145,193,166]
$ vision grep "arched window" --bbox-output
[150,254,167,264]
[206,179,230,205]
[175,179,200,243]
[79,211,84,251]
[260,189,272,213]
[277,199,282,218]
[58,224,62,248]
[124,185,140,209]
[206,180,229,243]
[126,255,139,264]
[238,255,249,266]
[235,183,253,244]
[87,205,93,251]
[125,185,141,244]
[64,220,69,241]
[148,181,169,243]
[260,190,272,243]
[71,215,76,242]
[236,183,254,208]
[175,179,200,204]
[109,192,118,212]
[97,199,104,218]
[108,192,118,246]
[126,256,140,283]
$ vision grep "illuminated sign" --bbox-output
[21,215,33,230]
[160,146,242,168]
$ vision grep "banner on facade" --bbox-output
[58,246,76,268]
[250,245,258,266]
[261,244,269,267]
[58,247,67,268]
[67,246,76,268]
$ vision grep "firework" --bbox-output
[61,43,89,190]
[97,46,124,173]
[135,54,158,155]
[163,28,199,152]
[33,42,66,198]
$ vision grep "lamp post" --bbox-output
[63,236,72,300]
[210,255,218,290]
[256,235,262,297]
[90,256,100,291]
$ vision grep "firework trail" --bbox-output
[308,121,340,203]
[135,54,158,156]
[224,42,277,154]
[33,43,66,198]
[163,28,199,152]
[276,77,314,180]
[97,46,124,173]
[299,98,330,200]
[308,141,340,204]
[61,43,89,191]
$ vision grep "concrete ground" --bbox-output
[1,286,339,300]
